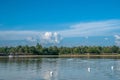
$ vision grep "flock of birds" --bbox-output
[8,56,115,77]
[87,66,114,72]
[49,66,114,77]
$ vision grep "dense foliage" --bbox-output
[0,43,120,55]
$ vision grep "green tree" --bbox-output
[111,46,119,53]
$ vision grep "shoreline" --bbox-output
[1,54,120,58]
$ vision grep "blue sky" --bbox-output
[0,0,120,46]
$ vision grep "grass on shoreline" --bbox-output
[1,54,120,58]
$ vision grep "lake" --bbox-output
[0,57,120,80]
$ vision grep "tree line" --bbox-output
[0,43,120,56]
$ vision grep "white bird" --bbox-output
[50,71,53,77]
[88,67,91,72]
[111,66,114,70]
[8,55,13,58]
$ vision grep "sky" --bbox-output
[0,0,120,46]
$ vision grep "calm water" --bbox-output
[0,57,120,80]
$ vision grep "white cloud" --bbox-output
[43,32,52,40]
[114,35,120,40]
[0,31,40,40]
[26,36,37,42]
[41,32,62,44]
[114,35,120,46]
[0,19,120,46]
[0,30,62,45]
[53,32,62,43]
[59,19,120,37]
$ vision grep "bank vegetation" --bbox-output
[0,43,120,56]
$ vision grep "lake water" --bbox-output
[0,57,120,80]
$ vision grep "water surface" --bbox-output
[0,57,120,80]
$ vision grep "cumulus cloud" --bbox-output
[42,32,52,40]
[0,19,120,46]
[41,32,62,44]
[114,35,120,40]
[54,32,63,43]
[24,32,62,44]
[114,35,120,46]
[0,31,62,46]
